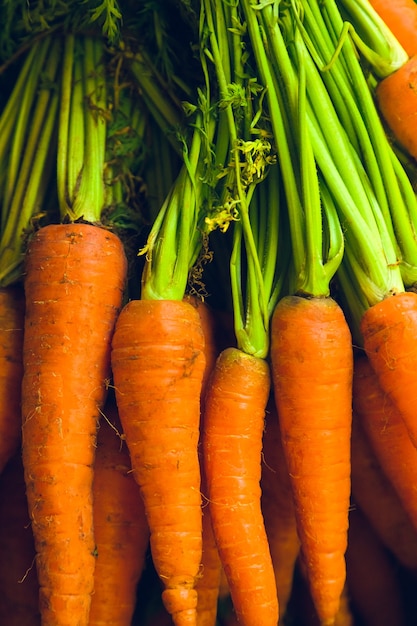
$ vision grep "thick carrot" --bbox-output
[21,223,127,626]
[360,291,417,448]
[0,284,25,474]
[89,396,150,626]
[353,353,417,532]
[367,0,417,57]
[202,346,278,626]
[270,295,353,626]
[376,55,417,161]
[346,506,408,626]
[261,397,300,622]
[0,452,40,626]
[111,298,206,626]
[350,414,417,572]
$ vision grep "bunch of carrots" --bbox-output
[3,0,417,625]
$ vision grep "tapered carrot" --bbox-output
[0,452,40,626]
[353,353,417,531]
[367,0,417,57]
[360,291,417,448]
[0,284,25,475]
[21,223,127,626]
[89,396,150,626]
[376,55,417,161]
[202,347,278,626]
[270,295,353,626]
[350,414,417,572]
[261,397,300,622]
[111,298,206,626]
[346,506,408,626]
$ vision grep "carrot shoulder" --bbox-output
[360,291,417,448]
[21,223,127,626]
[376,55,417,161]
[270,295,353,626]
[111,298,206,626]
[202,346,278,626]
[367,0,417,57]
[89,397,150,626]
[0,284,25,475]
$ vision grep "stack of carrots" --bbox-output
[2,0,417,625]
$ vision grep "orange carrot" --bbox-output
[350,413,417,572]
[0,284,25,475]
[0,452,40,626]
[89,396,150,626]
[21,223,127,626]
[360,291,417,448]
[270,295,353,626]
[261,397,300,622]
[376,55,417,161]
[346,506,408,626]
[111,298,206,626]
[367,0,417,57]
[202,346,278,626]
[353,353,417,532]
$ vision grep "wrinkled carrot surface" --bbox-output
[271,295,353,626]
[202,347,278,626]
[111,298,206,626]
[21,223,127,626]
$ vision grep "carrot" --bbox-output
[89,396,150,626]
[21,223,127,626]
[376,55,417,161]
[261,397,300,622]
[0,452,40,626]
[353,353,417,532]
[366,0,417,57]
[111,298,206,626]
[360,291,417,449]
[0,284,25,475]
[350,413,417,572]
[202,347,278,626]
[270,295,353,626]
[346,506,408,626]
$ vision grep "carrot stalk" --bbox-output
[0,284,25,474]
[21,223,127,625]
[365,0,417,57]
[270,295,353,626]
[89,396,150,626]
[202,347,278,626]
[111,298,206,626]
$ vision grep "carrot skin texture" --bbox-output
[21,223,127,626]
[361,291,417,448]
[89,399,150,625]
[0,284,25,474]
[353,354,417,532]
[368,0,417,57]
[111,299,206,626]
[376,56,417,161]
[261,398,300,621]
[0,452,40,626]
[270,295,353,626]
[202,347,279,626]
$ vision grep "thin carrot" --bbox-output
[89,396,150,626]
[0,284,25,475]
[366,0,417,57]
[270,295,353,626]
[353,353,417,532]
[376,55,417,161]
[350,414,417,572]
[261,397,300,622]
[21,223,127,625]
[111,298,206,626]
[202,347,278,626]
[0,452,40,626]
